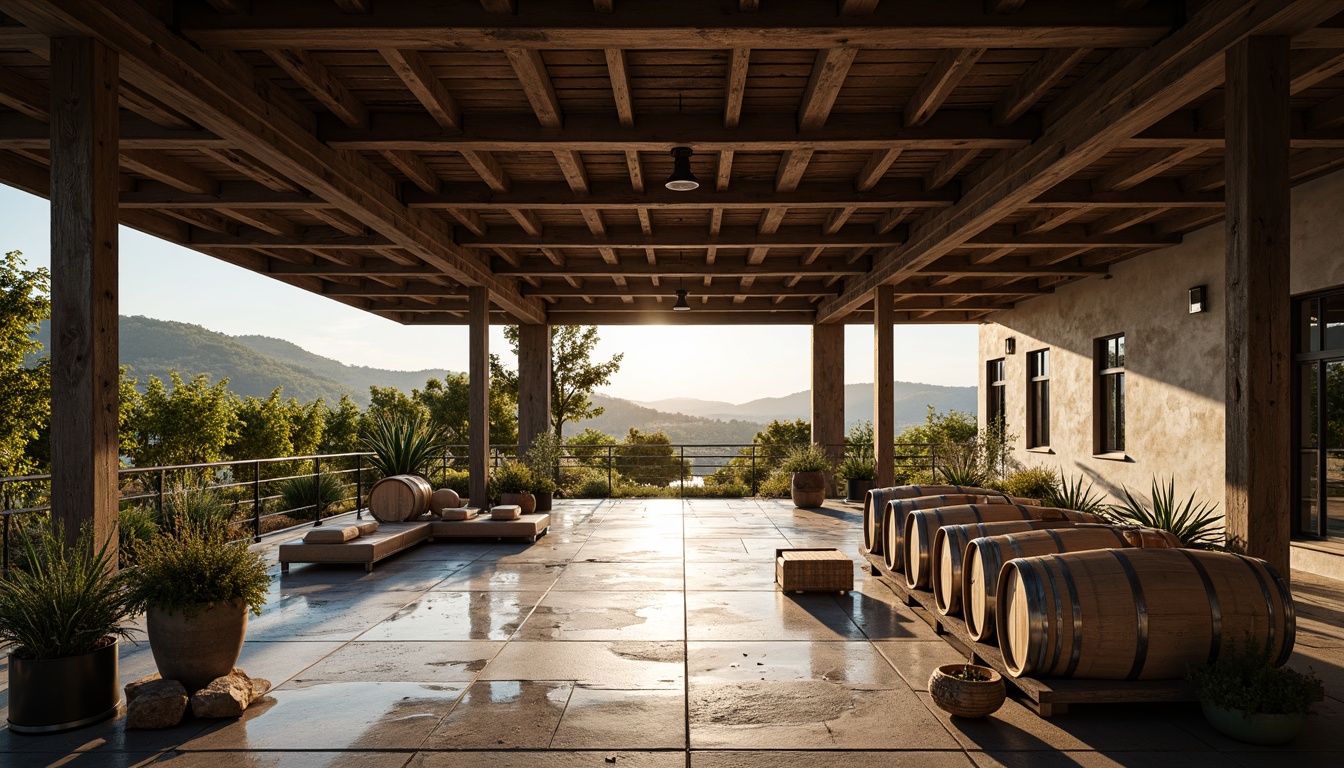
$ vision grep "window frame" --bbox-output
[1027,348,1050,449]
[1095,334,1126,456]
[986,357,1007,431]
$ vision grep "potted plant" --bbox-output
[0,523,134,734]
[522,433,564,512]
[363,411,445,478]
[491,460,538,515]
[123,524,270,694]
[837,455,876,503]
[928,663,1007,718]
[779,444,832,508]
[1188,639,1324,745]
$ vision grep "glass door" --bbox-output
[1296,292,1344,540]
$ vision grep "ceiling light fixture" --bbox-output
[665,147,700,191]
[673,289,691,311]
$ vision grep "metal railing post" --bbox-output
[3,485,10,575]
[157,468,166,518]
[313,456,322,526]
[750,445,758,497]
[355,454,363,519]
[607,445,613,497]
[252,460,262,543]
[680,446,685,501]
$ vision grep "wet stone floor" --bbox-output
[3,497,1344,767]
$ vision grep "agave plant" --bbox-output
[363,411,446,478]
[1041,470,1107,515]
[279,473,349,516]
[1102,477,1223,547]
[935,441,987,487]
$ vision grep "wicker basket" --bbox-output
[775,548,853,593]
[928,663,1006,718]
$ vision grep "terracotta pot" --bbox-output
[500,491,537,515]
[790,471,826,508]
[147,600,248,694]
[1201,702,1308,745]
[6,639,121,734]
[929,663,1006,718]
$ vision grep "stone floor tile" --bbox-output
[968,751,1247,768]
[834,587,944,640]
[926,696,1216,753]
[686,591,866,641]
[873,640,970,691]
[513,590,685,641]
[356,591,544,641]
[150,751,416,768]
[240,591,417,642]
[551,562,685,592]
[480,641,684,689]
[692,751,977,768]
[574,540,684,562]
[178,681,466,751]
[432,563,566,591]
[683,562,777,591]
[689,641,905,687]
[293,641,504,682]
[409,751,685,768]
[420,681,571,749]
[549,688,686,749]
[0,713,212,757]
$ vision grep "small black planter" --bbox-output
[7,639,121,734]
[534,490,553,512]
[846,478,876,503]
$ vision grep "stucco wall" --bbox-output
[978,167,1344,512]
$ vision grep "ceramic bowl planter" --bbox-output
[6,639,121,734]
[147,600,248,694]
[790,471,826,508]
[500,491,537,515]
[1201,701,1307,745]
[929,663,1007,718]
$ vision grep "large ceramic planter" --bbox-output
[7,639,121,734]
[846,478,875,503]
[500,491,537,515]
[790,471,826,508]
[147,599,248,694]
[928,663,1006,718]
[1201,701,1308,745]
[533,490,553,513]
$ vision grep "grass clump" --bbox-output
[1189,639,1323,716]
[124,525,271,618]
[279,473,348,517]
[779,444,832,474]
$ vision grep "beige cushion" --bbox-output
[440,507,477,521]
[355,521,379,536]
[491,505,522,520]
[303,526,359,544]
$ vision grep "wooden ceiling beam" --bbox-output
[1095,146,1205,190]
[724,48,750,129]
[202,148,302,193]
[178,3,1185,50]
[605,48,635,128]
[818,0,1339,323]
[521,281,836,298]
[798,47,858,131]
[965,223,1176,249]
[119,150,219,195]
[921,256,1108,277]
[459,226,905,250]
[1199,47,1344,130]
[492,255,868,277]
[0,69,49,121]
[507,48,564,129]
[1085,207,1164,236]
[380,48,461,130]
[264,48,368,129]
[855,148,901,192]
[458,149,511,193]
[625,150,645,193]
[905,48,986,127]
[995,48,1091,125]
[219,208,304,238]
[925,148,979,190]
[545,296,819,312]
[839,0,882,14]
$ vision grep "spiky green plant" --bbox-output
[1041,471,1108,515]
[935,442,987,487]
[837,455,876,482]
[0,524,135,659]
[125,526,270,618]
[779,444,833,473]
[118,505,159,566]
[158,485,233,537]
[1103,477,1223,547]
[279,473,348,516]
[363,411,445,478]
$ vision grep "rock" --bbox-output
[190,669,255,718]
[125,679,188,729]
[249,677,272,703]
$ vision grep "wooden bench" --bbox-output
[430,513,550,542]
[278,521,434,572]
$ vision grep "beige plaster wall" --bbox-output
[978,168,1344,512]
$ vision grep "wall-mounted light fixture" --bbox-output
[1005,338,1016,355]
[1189,285,1208,314]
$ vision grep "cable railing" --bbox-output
[0,441,948,572]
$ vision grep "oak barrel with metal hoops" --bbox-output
[902,505,1101,589]
[956,525,1182,635]
[368,474,432,522]
[996,548,1295,680]
[866,493,1007,557]
[863,485,1007,554]
[929,520,1086,616]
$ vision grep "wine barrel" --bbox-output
[368,474,432,522]
[996,548,1295,680]
[903,505,1101,590]
[865,486,992,553]
[930,520,1087,616]
[873,494,1009,565]
[956,525,1182,633]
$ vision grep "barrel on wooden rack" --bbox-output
[866,493,1008,556]
[930,520,1087,616]
[903,505,1101,589]
[957,525,1182,636]
[996,548,1294,680]
[368,474,432,522]
[864,485,1004,554]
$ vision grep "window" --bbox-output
[1027,349,1050,448]
[987,358,1006,429]
[1097,335,1126,454]
[1294,291,1344,540]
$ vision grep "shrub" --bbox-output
[0,524,135,659]
[490,460,537,498]
[779,444,832,473]
[279,473,348,517]
[1188,638,1323,716]
[1102,477,1223,548]
[363,410,445,477]
[999,466,1058,500]
[159,485,233,537]
[427,467,471,497]
[1041,471,1108,515]
[757,472,791,498]
[125,526,271,618]
[683,482,749,498]
[118,505,159,565]
[837,456,876,482]
[574,473,614,498]
[522,432,563,493]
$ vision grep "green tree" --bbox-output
[615,427,686,486]
[710,418,812,488]
[491,325,623,438]
[228,389,293,461]
[846,420,874,459]
[0,251,51,475]
[127,372,237,467]
[566,427,616,469]
[287,397,326,456]
[413,374,518,451]
[896,406,978,446]
[321,394,363,453]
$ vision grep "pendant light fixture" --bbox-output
[665,147,700,191]
[673,289,691,311]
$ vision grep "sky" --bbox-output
[1,185,979,403]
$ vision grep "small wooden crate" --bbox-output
[776,548,853,593]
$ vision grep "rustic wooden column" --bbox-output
[811,323,845,496]
[1224,36,1291,578]
[873,285,895,489]
[49,37,119,560]
[517,324,552,454]
[468,287,491,508]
